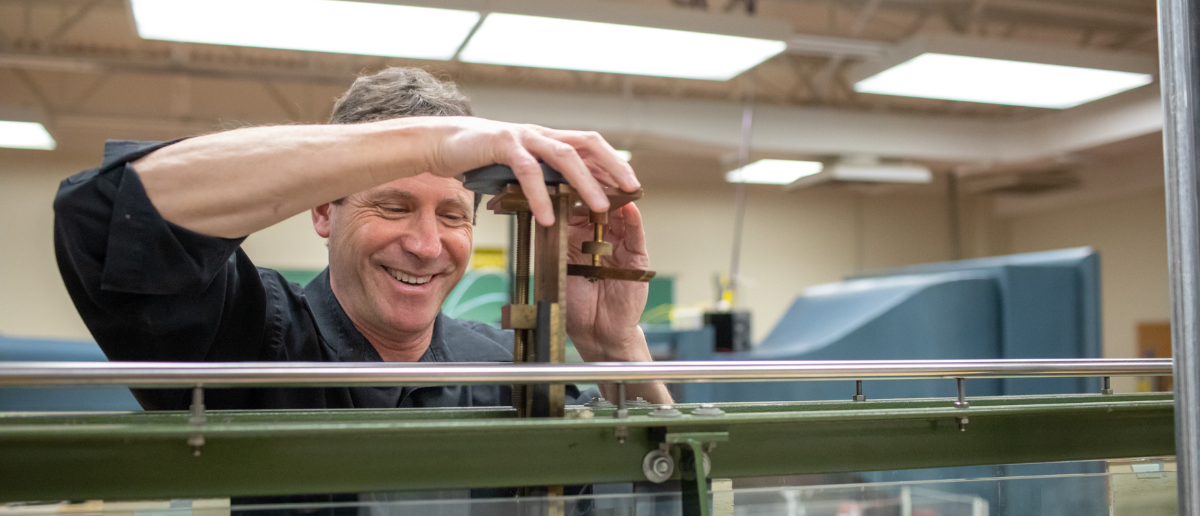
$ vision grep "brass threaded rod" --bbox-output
[511,211,533,416]
[515,211,532,307]
[592,222,604,267]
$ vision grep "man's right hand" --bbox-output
[412,117,640,226]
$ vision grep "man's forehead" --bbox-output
[364,174,472,203]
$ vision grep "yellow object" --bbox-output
[471,247,505,269]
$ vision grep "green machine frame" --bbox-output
[0,359,1177,516]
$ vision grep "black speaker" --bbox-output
[704,311,752,352]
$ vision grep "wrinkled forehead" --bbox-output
[351,173,474,207]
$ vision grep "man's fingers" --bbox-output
[522,132,611,214]
[616,203,648,257]
[504,146,555,225]
[538,128,640,192]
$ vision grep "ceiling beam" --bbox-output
[467,84,1163,164]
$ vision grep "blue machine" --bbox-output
[672,247,1102,402]
[648,247,1107,516]
[0,334,142,412]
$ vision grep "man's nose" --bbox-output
[400,211,443,261]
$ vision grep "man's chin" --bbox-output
[381,307,440,333]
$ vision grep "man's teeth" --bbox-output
[386,267,432,285]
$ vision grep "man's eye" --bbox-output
[381,206,408,214]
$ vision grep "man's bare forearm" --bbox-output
[134,120,429,238]
[135,116,639,237]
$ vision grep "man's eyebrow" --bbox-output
[438,196,473,212]
[369,189,418,202]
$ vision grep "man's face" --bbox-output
[314,174,474,341]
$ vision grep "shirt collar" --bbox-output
[304,268,452,363]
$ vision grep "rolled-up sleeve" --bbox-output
[54,140,273,373]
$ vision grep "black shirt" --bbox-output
[54,139,575,411]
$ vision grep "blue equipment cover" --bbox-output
[0,334,142,411]
[682,247,1102,403]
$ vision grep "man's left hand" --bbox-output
[564,203,651,363]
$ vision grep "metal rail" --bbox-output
[0,359,1172,388]
[1159,0,1200,513]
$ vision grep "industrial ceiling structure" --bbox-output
[0,0,1165,197]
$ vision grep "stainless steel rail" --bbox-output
[0,359,1172,388]
[1159,0,1200,513]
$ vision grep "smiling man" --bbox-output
[54,67,670,410]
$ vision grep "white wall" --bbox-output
[0,150,97,340]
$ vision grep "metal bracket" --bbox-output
[187,385,205,457]
[663,432,728,516]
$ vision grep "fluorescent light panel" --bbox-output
[854,53,1153,109]
[830,164,931,183]
[726,159,823,184]
[130,0,480,60]
[0,121,56,150]
[459,13,786,81]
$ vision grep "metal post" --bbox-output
[852,380,866,401]
[187,385,205,456]
[614,383,628,443]
[1159,0,1200,512]
[955,378,969,432]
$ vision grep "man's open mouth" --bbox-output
[383,266,433,286]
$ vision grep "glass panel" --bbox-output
[0,459,1177,516]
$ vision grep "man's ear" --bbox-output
[312,203,333,238]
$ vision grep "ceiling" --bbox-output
[0,0,1167,197]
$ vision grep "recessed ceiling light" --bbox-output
[459,13,786,81]
[725,159,824,184]
[130,0,480,60]
[0,121,56,151]
[854,53,1154,109]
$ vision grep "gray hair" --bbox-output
[329,67,472,124]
